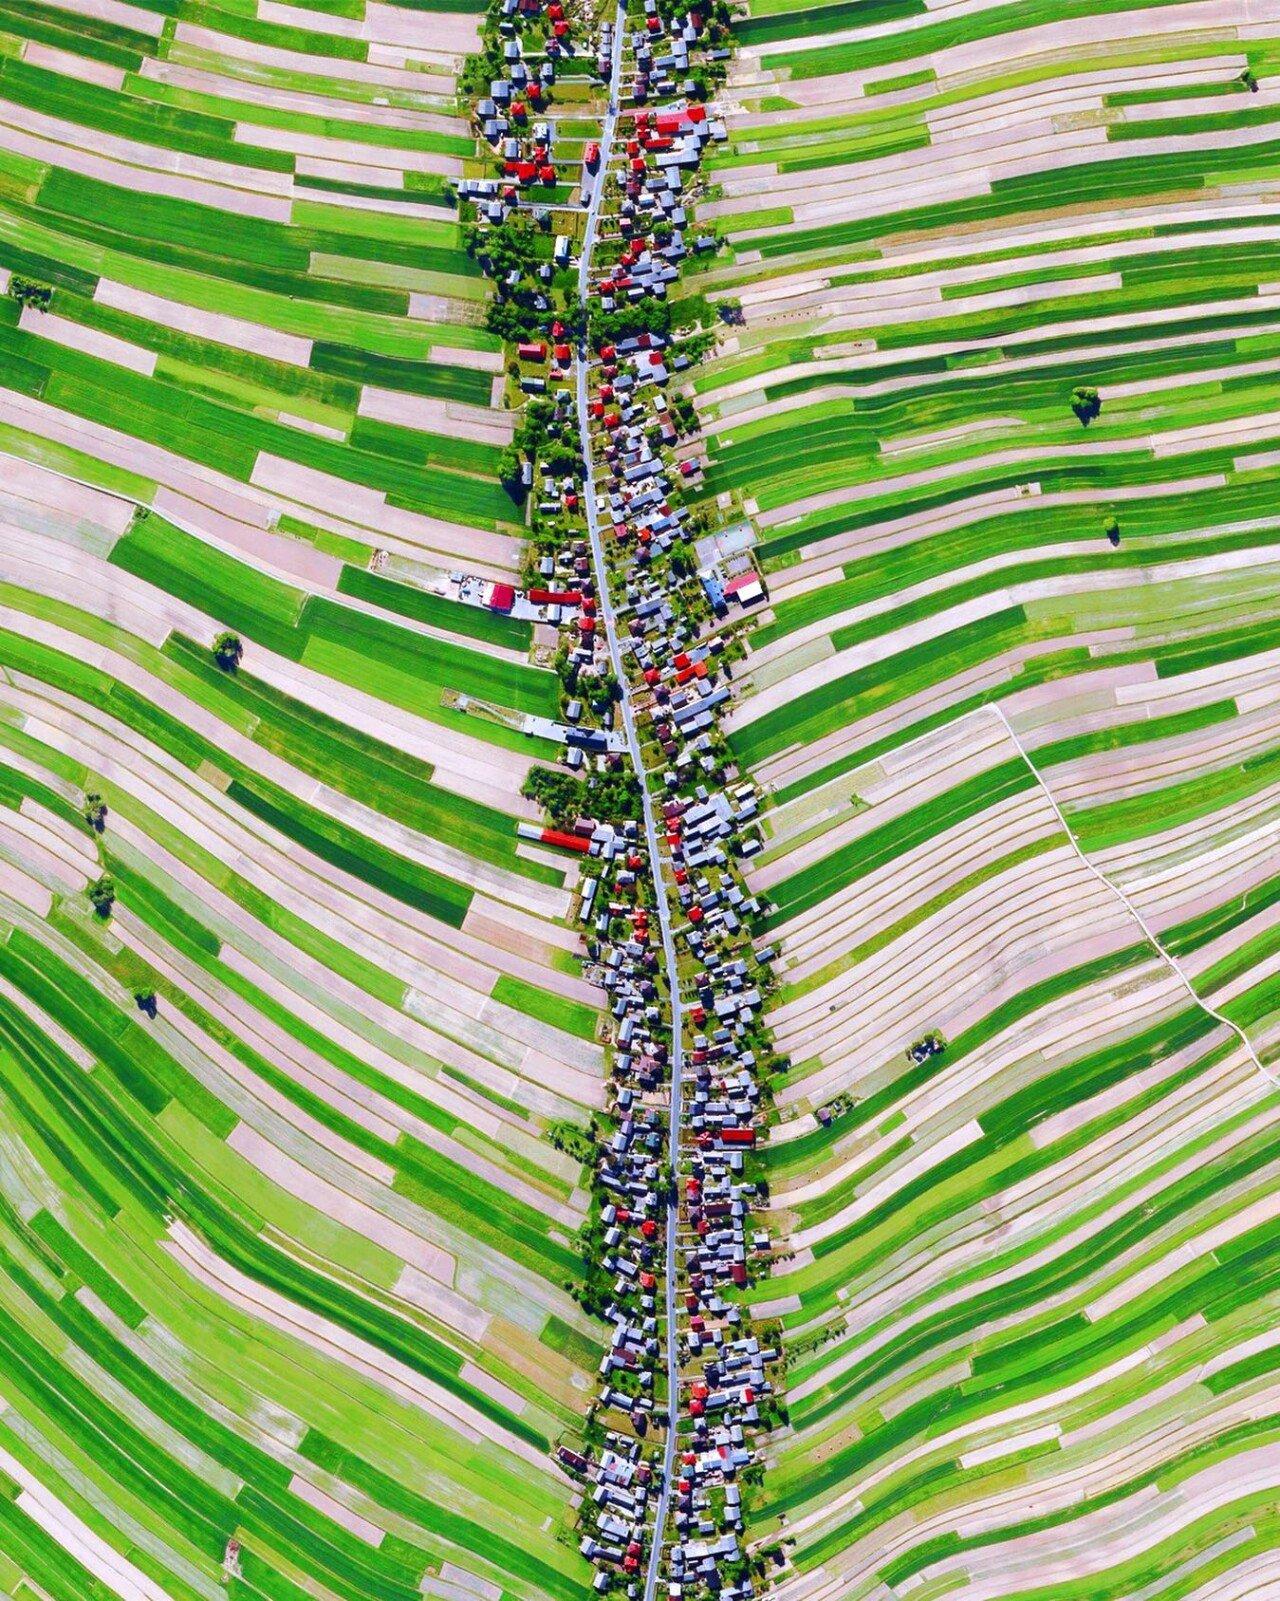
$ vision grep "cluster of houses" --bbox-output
[571,16,778,1601]
[570,811,675,1591]
[457,0,782,1593]
[596,103,725,278]
[630,3,730,102]
[456,0,584,222]
[643,630,775,1601]
[550,737,781,1601]
[464,78,561,220]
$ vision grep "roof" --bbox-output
[721,571,760,597]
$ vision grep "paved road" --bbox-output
[573,13,682,1600]
[576,5,625,304]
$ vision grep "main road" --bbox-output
[574,11,682,1601]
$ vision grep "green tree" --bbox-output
[1071,386,1101,426]
[542,442,580,477]
[213,631,243,672]
[82,791,107,832]
[9,276,51,311]
[498,446,524,496]
[87,874,115,919]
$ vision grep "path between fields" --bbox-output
[990,703,1277,1091]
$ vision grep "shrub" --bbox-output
[9,276,52,311]
[1104,515,1120,546]
[83,791,107,832]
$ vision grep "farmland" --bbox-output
[9,0,1280,1587]
[687,1,1280,1596]
[0,474,605,1599]
[0,0,609,1596]
[0,0,522,574]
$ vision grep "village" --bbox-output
[1,0,1276,1588]
[454,0,781,1594]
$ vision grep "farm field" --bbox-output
[13,0,1280,1587]
[690,0,1280,1596]
[0,468,603,1601]
[0,1,608,1597]
[0,0,522,577]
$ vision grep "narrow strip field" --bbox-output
[681,0,1280,1595]
[0,0,520,577]
[0,1,606,1595]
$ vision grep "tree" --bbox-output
[1070,386,1101,426]
[87,874,115,919]
[9,276,51,312]
[83,791,107,832]
[671,394,699,433]
[213,631,243,672]
[485,296,541,343]
[498,446,525,498]
[1104,514,1120,546]
[483,213,543,280]
[522,767,584,827]
[590,297,671,342]
[541,442,580,477]
[515,397,554,456]
[134,988,157,1018]
[1242,67,1260,91]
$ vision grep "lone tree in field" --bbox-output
[9,276,52,312]
[1071,386,1102,426]
[1241,67,1260,92]
[134,988,157,1018]
[87,874,115,919]
[83,791,107,832]
[1104,515,1121,547]
[213,631,243,673]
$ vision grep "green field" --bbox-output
[0,1,604,1596]
[698,3,1280,1597]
